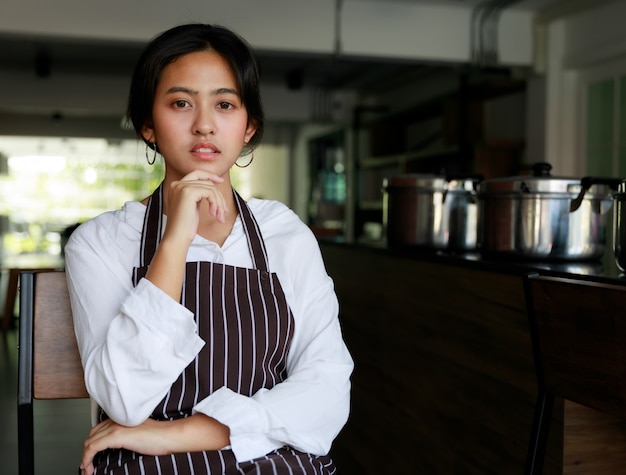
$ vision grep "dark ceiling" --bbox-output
[0,1,561,96]
[0,32,439,93]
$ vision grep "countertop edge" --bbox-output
[317,239,626,285]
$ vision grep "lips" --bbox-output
[191,142,219,153]
[191,142,221,160]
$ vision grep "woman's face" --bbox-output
[142,49,256,182]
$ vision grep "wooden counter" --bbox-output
[321,243,624,474]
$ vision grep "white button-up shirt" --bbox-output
[64,197,353,462]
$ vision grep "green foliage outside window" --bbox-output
[0,137,165,264]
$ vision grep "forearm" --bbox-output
[167,414,231,453]
[81,414,230,475]
[145,237,188,302]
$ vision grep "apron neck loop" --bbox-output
[232,190,270,273]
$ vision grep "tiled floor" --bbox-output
[1,326,91,475]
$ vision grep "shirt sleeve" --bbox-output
[191,207,354,462]
[65,213,205,426]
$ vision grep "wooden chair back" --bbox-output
[524,274,626,474]
[18,270,88,475]
[31,270,88,399]
[527,275,626,415]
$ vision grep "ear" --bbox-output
[141,123,156,144]
[244,120,257,144]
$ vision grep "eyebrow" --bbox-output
[165,86,240,97]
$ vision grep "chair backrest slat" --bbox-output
[527,275,626,418]
[32,271,89,399]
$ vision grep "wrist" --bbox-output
[172,414,231,452]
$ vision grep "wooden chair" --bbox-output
[523,274,626,474]
[17,270,89,475]
[3,267,56,332]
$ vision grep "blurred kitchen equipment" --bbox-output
[477,162,620,261]
[383,173,481,251]
[612,180,626,271]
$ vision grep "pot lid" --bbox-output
[477,163,620,195]
[385,173,482,192]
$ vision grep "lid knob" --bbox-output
[532,162,552,177]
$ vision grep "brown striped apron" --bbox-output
[92,184,336,475]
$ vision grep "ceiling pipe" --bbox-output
[471,0,523,67]
[471,1,497,65]
[334,0,344,58]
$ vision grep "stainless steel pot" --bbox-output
[613,181,626,271]
[477,163,619,261]
[383,173,480,251]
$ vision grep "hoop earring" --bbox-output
[145,142,157,165]
[235,153,254,168]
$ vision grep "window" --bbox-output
[0,136,164,266]
[580,55,626,178]
[0,136,290,267]
[585,76,626,177]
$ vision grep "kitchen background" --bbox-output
[1,0,625,261]
[3,0,626,473]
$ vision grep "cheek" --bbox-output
[152,113,184,138]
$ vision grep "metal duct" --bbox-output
[471,0,523,66]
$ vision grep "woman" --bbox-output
[65,23,353,475]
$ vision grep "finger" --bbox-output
[82,423,118,470]
[171,179,228,209]
[82,439,99,471]
[205,192,228,223]
[79,459,94,475]
[180,170,225,183]
[194,187,229,219]
[207,199,222,223]
[79,461,94,475]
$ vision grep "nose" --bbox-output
[193,107,214,136]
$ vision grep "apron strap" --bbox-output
[233,190,270,273]
[139,183,164,268]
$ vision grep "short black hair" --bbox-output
[127,23,264,156]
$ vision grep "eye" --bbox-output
[217,101,234,110]
[173,100,190,108]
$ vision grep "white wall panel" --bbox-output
[0,0,534,64]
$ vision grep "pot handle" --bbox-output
[445,173,484,184]
[569,176,622,212]
[444,173,484,203]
